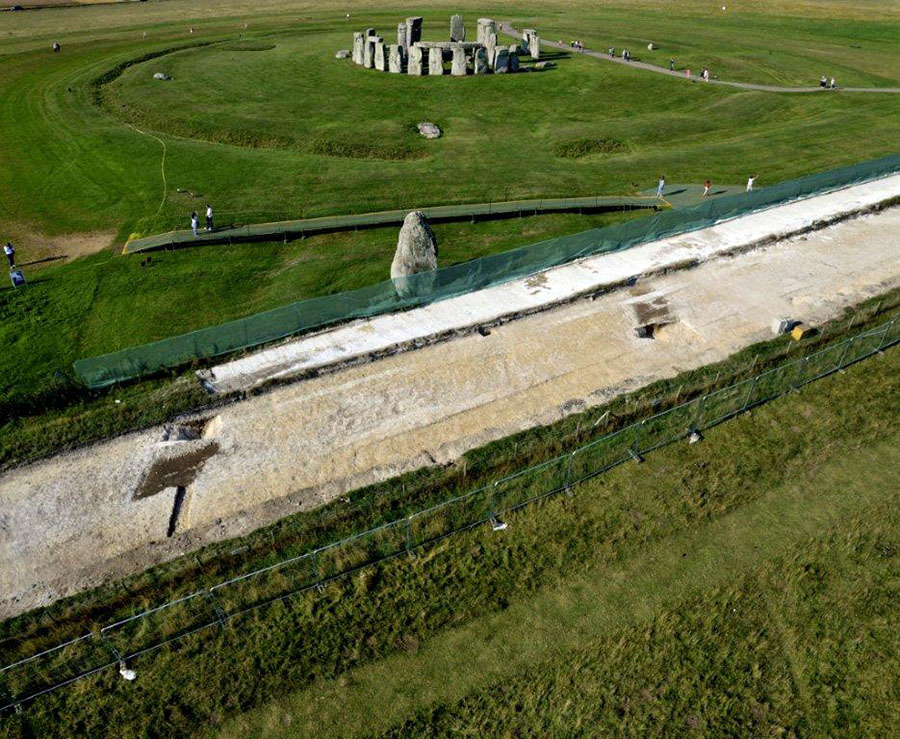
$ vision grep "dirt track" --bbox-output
[1,206,899,618]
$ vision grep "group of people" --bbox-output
[570,40,585,52]
[190,205,215,237]
[655,175,759,199]
[819,75,837,89]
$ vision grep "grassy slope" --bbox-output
[2,329,896,738]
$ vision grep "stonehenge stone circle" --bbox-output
[408,45,424,75]
[451,46,467,75]
[388,44,403,73]
[406,16,423,45]
[344,16,543,78]
[450,14,466,42]
[428,46,444,75]
[391,211,438,298]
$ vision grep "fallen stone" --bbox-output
[417,121,442,139]
[647,42,656,51]
[375,40,387,71]
[391,211,438,297]
[406,16,423,45]
[450,14,466,42]
[534,60,555,69]
[352,32,364,64]
[334,49,351,59]
[428,47,444,76]
[451,46,467,76]
[474,46,489,74]
[408,45,424,75]
[153,72,171,81]
[389,44,403,73]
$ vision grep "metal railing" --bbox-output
[3,316,898,712]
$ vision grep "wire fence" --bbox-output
[3,316,898,713]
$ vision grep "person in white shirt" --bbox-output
[656,176,666,198]
[746,175,757,192]
[4,242,14,268]
[190,212,199,237]
[205,204,214,232]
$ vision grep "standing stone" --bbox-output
[364,27,375,39]
[374,40,387,71]
[363,37,375,68]
[508,46,520,73]
[397,22,408,55]
[450,15,466,42]
[477,18,496,45]
[389,44,403,73]
[406,17,423,46]
[408,45,424,75]
[391,212,438,298]
[521,30,533,55]
[352,32,365,65]
[474,46,488,74]
[451,46,467,76]
[428,47,444,76]
[529,34,541,60]
[485,32,497,68]
[493,46,510,74]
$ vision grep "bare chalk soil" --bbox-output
[1,205,898,619]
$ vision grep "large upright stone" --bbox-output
[363,37,375,68]
[408,45,424,75]
[391,211,438,298]
[451,46,467,76]
[406,16,423,46]
[374,40,387,71]
[493,46,510,74]
[485,32,497,68]
[364,27,375,40]
[508,46,520,73]
[450,15,466,42]
[473,46,488,74]
[428,47,444,76]
[388,44,403,73]
[521,29,534,55]
[529,34,541,60]
[352,32,364,65]
[397,22,408,55]
[476,18,496,45]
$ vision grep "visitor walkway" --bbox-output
[123,194,660,254]
[499,22,900,94]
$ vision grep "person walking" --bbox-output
[657,176,666,198]
[190,211,199,237]
[205,204,214,232]
[703,179,711,197]
[669,58,675,71]
[819,75,827,88]
[746,175,757,192]
[3,242,14,269]
[830,76,836,89]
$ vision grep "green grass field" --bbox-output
[2,315,896,738]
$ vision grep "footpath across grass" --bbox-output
[1,305,897,737]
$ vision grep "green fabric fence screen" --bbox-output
[74,154,900,388]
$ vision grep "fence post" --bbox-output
[836,336,854,371]
[741,376,758,412]
[566,451,576,492]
